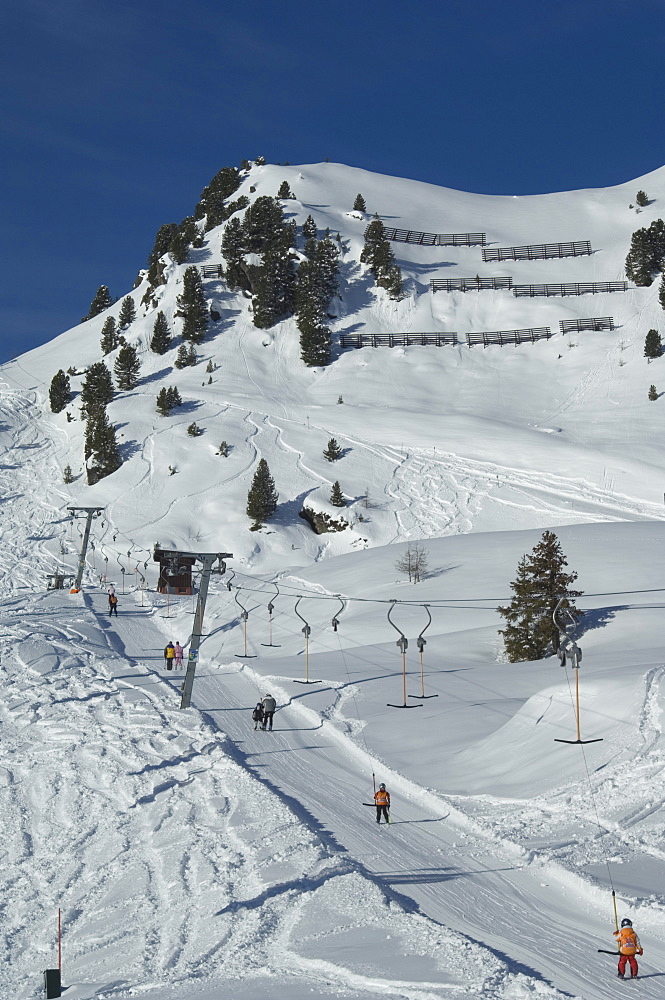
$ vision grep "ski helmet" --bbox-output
[621,919,633,928]
[379,783,386,789]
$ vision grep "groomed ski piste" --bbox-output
[2,160,665,999]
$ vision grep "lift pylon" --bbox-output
[153,548,233,710]
[293,597,320,684]
[234,589,256,658]
[262,584,281,647]
[386,601,422,709]
[67,506,104,592]
[552,597,602,745]
[409,604,438,700]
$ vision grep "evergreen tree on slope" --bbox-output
[150,311,171,354]
[118,296,136,329]
[497,531,583,662]
[178,266,208,343]
[49,370,71,413]
[80,361,114,416]
[100,316,119,355]
[83,285,113,322]
[114,343,141,390]
[85,408,122,485]
[246,458,278,528]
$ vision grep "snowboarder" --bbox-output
[252,702,264,730]
[108,593,118,616]
[261,693,276,730]
[614,918,643,979]
[374,783,390,824]
[164,642,175,670]
[174,641,184,668]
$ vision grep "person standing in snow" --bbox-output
[374,783,390,824]
[614,918,643,979]
[261,693,276,730]
[108,593,118,617]
[164,642,175,670]
[174,641,184,668]
[252,702,264,730]
[108,584,116,598]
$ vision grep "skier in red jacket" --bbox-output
[614,918,643,979]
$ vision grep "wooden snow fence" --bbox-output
[430,276,513,292]
[383,228,486,247]
[559,317,615,334]
[340,332,459,348]
[465,327,552,347]
[513,281,627,297]
[482,241,592,262]
[199,264,224,278]
[339,329,553,349]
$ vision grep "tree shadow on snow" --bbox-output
[140,366,173,386]
[578,605,627,636]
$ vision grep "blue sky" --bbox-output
[2,0,665,361]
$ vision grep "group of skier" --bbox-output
[252,694,277,730]
[163,641,184,669]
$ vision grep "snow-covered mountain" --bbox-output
[2,161,665,1000]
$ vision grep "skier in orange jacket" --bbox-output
[374,783,390,824]
[614,918,643,979]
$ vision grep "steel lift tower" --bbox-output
[67,506,104,592]
[154,548,232,709]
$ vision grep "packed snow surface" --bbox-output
[1,160,665,999]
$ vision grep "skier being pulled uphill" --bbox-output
[374,783,390,824]
[614,918,643,979]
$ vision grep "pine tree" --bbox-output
[83,285,113,321]
[205,360,215,373]
[252,239,296,328]
[360,216,403,298]
[178,266,208,343]
[49,370,71,413]
[497,531,583,662]
[221,216,249,291]
[166,386,182,408]
[85,408,122,485]
[242,196,286,254]
[187,422,201,436]
[80,361,114,415]
[114,343,141,390]
[174,343,197,369]
[659,273,665,312]
[63,464,74,484]
[636,190,649,208]
[193,166,241,229]
[277,180,295,199]
[644,328,662,359]
[246,457,278,528]
[146,222,178,287]
[218,440,230,456]
[100,316,119,355]
[315,238,340,302]
[323,438,342,461]
[626,219,665,286]
[118,296,136,329]
[330,481,346,506]
[649,384,658,400]
[302,215,317,240]
[156,388,171,416]
[169,227,190,265]
[353,193,366,212]
[296,258,330,366]
[150,311,171,354]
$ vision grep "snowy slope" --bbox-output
[1,161,665,999]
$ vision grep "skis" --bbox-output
[598,950,620,955]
